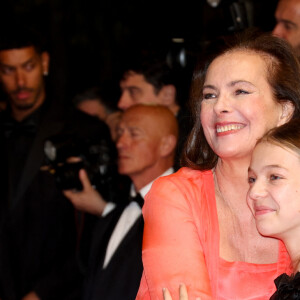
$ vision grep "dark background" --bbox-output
[1,0,279,108]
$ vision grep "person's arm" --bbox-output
[63,169,108,216]
[137,177,212,300]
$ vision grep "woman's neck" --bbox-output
[213,156,254,217]
[215,156,251,181]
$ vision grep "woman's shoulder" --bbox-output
[152,167,214,195]
[159,167,213,184]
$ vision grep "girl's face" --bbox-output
[200,50,288,160]
[247,141,300,240]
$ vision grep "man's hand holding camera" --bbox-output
[63,169,107,216]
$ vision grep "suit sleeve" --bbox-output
[136,177,212,300]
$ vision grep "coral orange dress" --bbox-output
[136,168,292,300]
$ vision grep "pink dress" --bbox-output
[136,168,292,300]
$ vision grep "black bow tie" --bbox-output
[3,118,37,138]
[129,193,144,209]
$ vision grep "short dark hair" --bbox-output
[122,58,176,94]
[72,85,118,115]
[182,30,300,170]
[0,24,47,54]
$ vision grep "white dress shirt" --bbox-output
[102,167,174,268]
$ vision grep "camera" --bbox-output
[43,132,117,193]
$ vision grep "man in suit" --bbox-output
[0,25,87,300]
[118,58,192,169]
[0,26,56,207]
[63,104,178,300]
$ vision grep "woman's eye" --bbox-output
[235,89,249,95]
[203,93,216,100]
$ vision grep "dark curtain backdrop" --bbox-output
[0,0,278,109]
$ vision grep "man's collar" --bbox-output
[130,167,174,199]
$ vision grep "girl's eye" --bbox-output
[248,176,256,184]
[235,89,249,95]
[270,174,282,181]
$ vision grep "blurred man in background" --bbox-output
[118,59,191,169]
[73,85,121,141]
[0,24,87,300]
[273,0,300,57]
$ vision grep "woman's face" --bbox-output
[200,50,286,160]
[247,142,300,240]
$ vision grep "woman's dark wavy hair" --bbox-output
[182,30,300,171]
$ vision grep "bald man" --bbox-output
[64,104,178,300]
[273,0,300,57]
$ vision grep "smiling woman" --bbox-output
[136,30,300,300]
[201,50,286,160]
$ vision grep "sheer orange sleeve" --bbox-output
[136,171,213,300]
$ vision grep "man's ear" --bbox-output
[41,51,50,75]
[278,101,294,126]
[159,134,177,157]
[159,85,176,107]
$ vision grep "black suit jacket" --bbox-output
[0,171,81,300]
[83,205,144,300]
[0,104,115,300]
[0,101,84,300]
[11,108,64,208]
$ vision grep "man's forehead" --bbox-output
[0,46,39,64]
[121,72,146,85]
[121,110,152,128]
[277,0,300,16]
[121,113,143,126]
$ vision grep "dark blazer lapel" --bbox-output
[85,215,144,300]
[12,117,64,208]
[104,214,144,268]
[83,206,126,300]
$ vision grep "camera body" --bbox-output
[43,132,117,194]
